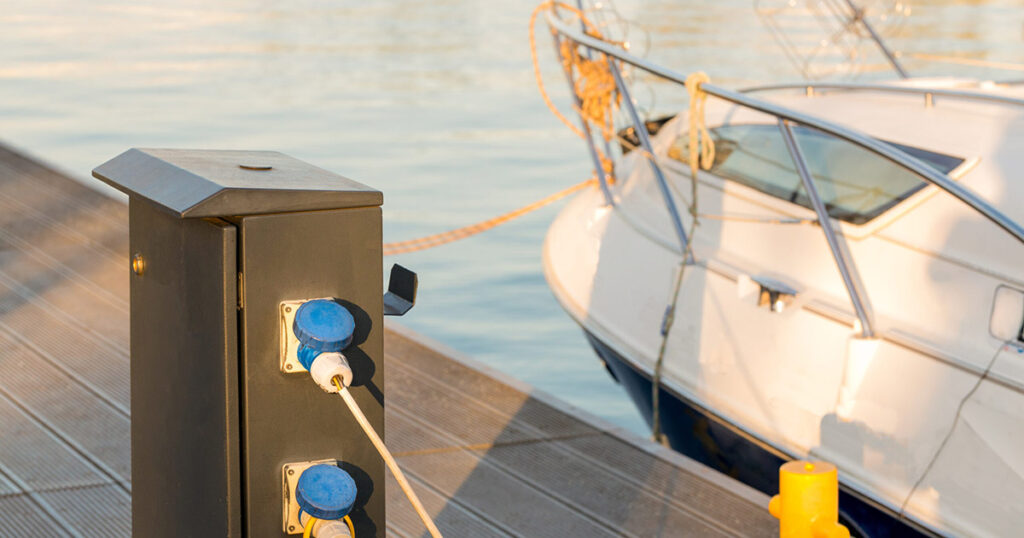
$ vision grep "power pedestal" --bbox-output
[94,149,385,537]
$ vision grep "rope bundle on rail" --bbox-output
[380,2,621,256]
[558,32,621,141]
[530,2,622,147]
[380,3,717,257]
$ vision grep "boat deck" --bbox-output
[0,143,776,537]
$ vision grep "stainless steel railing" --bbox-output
[743,82,1024,108]
[546,13,1024,246]
[545,7,1024,338]
[778,119,876,336]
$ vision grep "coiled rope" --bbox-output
[559,34,621,141]
[380,2,621,257]
[529,1,621,141]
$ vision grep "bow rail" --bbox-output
[545,9,1024,247]
[544,4,1024,338]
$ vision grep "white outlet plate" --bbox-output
[282,459,340,534]
[279,300,305,373]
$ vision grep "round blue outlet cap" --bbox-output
[295,464,357,520]
[293,299,355,353]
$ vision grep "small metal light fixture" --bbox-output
[131,253,146,276]
[754,277,796,313]
[759,288,787,313]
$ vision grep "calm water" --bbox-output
[1,0,1020,435]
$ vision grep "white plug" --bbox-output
[309,352,353,392]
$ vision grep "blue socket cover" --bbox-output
[295,464,357,520]
[293,299,355,369]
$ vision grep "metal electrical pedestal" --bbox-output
[94,149,385,537]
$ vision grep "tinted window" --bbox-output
[669,124,964,224]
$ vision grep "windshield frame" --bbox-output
[667,121,973,226]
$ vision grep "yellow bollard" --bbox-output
[769,461,850,538]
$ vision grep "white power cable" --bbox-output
[333,379,443,538]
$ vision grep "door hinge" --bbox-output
[237,272,244,310]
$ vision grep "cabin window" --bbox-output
[668,123,965,224]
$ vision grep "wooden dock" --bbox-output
[0,143,776,537]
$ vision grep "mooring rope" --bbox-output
[685,71,713,222]
[380,2,623,257]
[382,178,597,256]
[650,71,714,444]
[382,1,725,449]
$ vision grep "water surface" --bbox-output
[1,0,1019,435]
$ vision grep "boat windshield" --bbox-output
[668,123,965,224]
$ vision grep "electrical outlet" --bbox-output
[281,298,337,374]
[282,459,340,534]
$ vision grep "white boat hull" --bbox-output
[544,88,1024,536]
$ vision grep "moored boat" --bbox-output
[540,2,1024,535]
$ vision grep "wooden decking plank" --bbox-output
[0,176,127,263]
[0,196,128,306]
[0,222,128,308]
[0,321,128,418]
[0,395,111,493]
[469,440,744,537]
[0,281,130,408]
[0,247,129,346]
[561,434,775,536]
[386,330,601,440]
[0,329,130,483]
[384,472,509,538]
[0,266,129,357]
[0,144,128,230]
[383,330,777,536]
[389,337,768,533]
[0,470,19,497]
[390,396,738,538]
[388,409,618,538]
[0,494,71,537]
[387,363,558,452]
[36,484,131,538]
[0,159,120,223]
